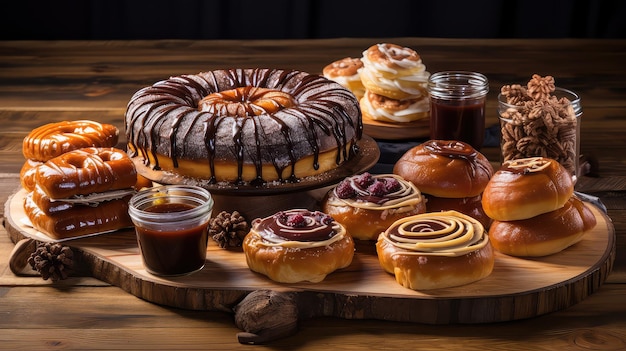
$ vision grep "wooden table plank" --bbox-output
[1,39,625,349]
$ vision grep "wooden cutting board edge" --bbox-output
[3,187,616,340]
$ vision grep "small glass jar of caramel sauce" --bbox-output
[427,71,489,150]
[128,185,214,276]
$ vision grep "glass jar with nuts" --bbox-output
[497,75,582,182]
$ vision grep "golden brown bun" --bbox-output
[424,194,492,229]
[322,190,426,241]
[488,196,597,257]
[393,140,494,198]
[242,210,354,283]
[23,192,133,240]
[377,239,494,290]
[23,120,119,162]
[243,230,354,283]
[376,211,494,290]
[35,147,137,199]
[482,157,574,221]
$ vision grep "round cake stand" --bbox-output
[133,135,380,220]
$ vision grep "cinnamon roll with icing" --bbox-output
[322,173,426,240]
[376,210,494,290]
[243,209,354,283]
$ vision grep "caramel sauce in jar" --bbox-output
[428,71,489,150]
[128,185,213,276]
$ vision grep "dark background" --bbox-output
[2,0,625,40]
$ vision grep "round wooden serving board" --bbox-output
[4,189,615,339]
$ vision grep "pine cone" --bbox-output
[209,211,250,248]
[27,242,74,281]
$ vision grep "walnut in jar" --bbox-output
[498,75,581,180]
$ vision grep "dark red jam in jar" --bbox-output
[128,185,213,276]
[428,71,489,150]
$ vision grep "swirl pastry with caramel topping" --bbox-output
[322,173,426,240]
[376,210,494,290]
[242,209,354,283]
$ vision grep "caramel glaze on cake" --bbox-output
[125,68,363,186]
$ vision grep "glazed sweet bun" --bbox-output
[488,196,597,257]
[393,140,494,198]
[376,210,494,290]
[482,157,574,221]
[20,159,42,192]
[424,194,492,229]
[322,173,426,240]
[22,147,140,240]
[243,209,354,283]
[34,147,137,199]
[24,192,133,240]
[23,120,119,162]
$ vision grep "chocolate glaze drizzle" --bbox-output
[125,69,362,186]
[424,140,491,179]
[253,209,338,242]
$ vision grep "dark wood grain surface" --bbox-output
[1,38,625,350]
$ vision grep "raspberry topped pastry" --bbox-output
[322,173,426,240]
[242,209,354,283]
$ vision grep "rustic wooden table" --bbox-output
[1,38,625,350]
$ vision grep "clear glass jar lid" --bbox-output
[428,71,489,100]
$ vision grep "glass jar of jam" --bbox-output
[427,71,489,150]
[128,185,214,276]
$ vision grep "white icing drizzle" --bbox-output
[381,210,489,257]
[504,157,551,172]
[50,188,136,205]
[361,45,427,75]
[329,174,424,211]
